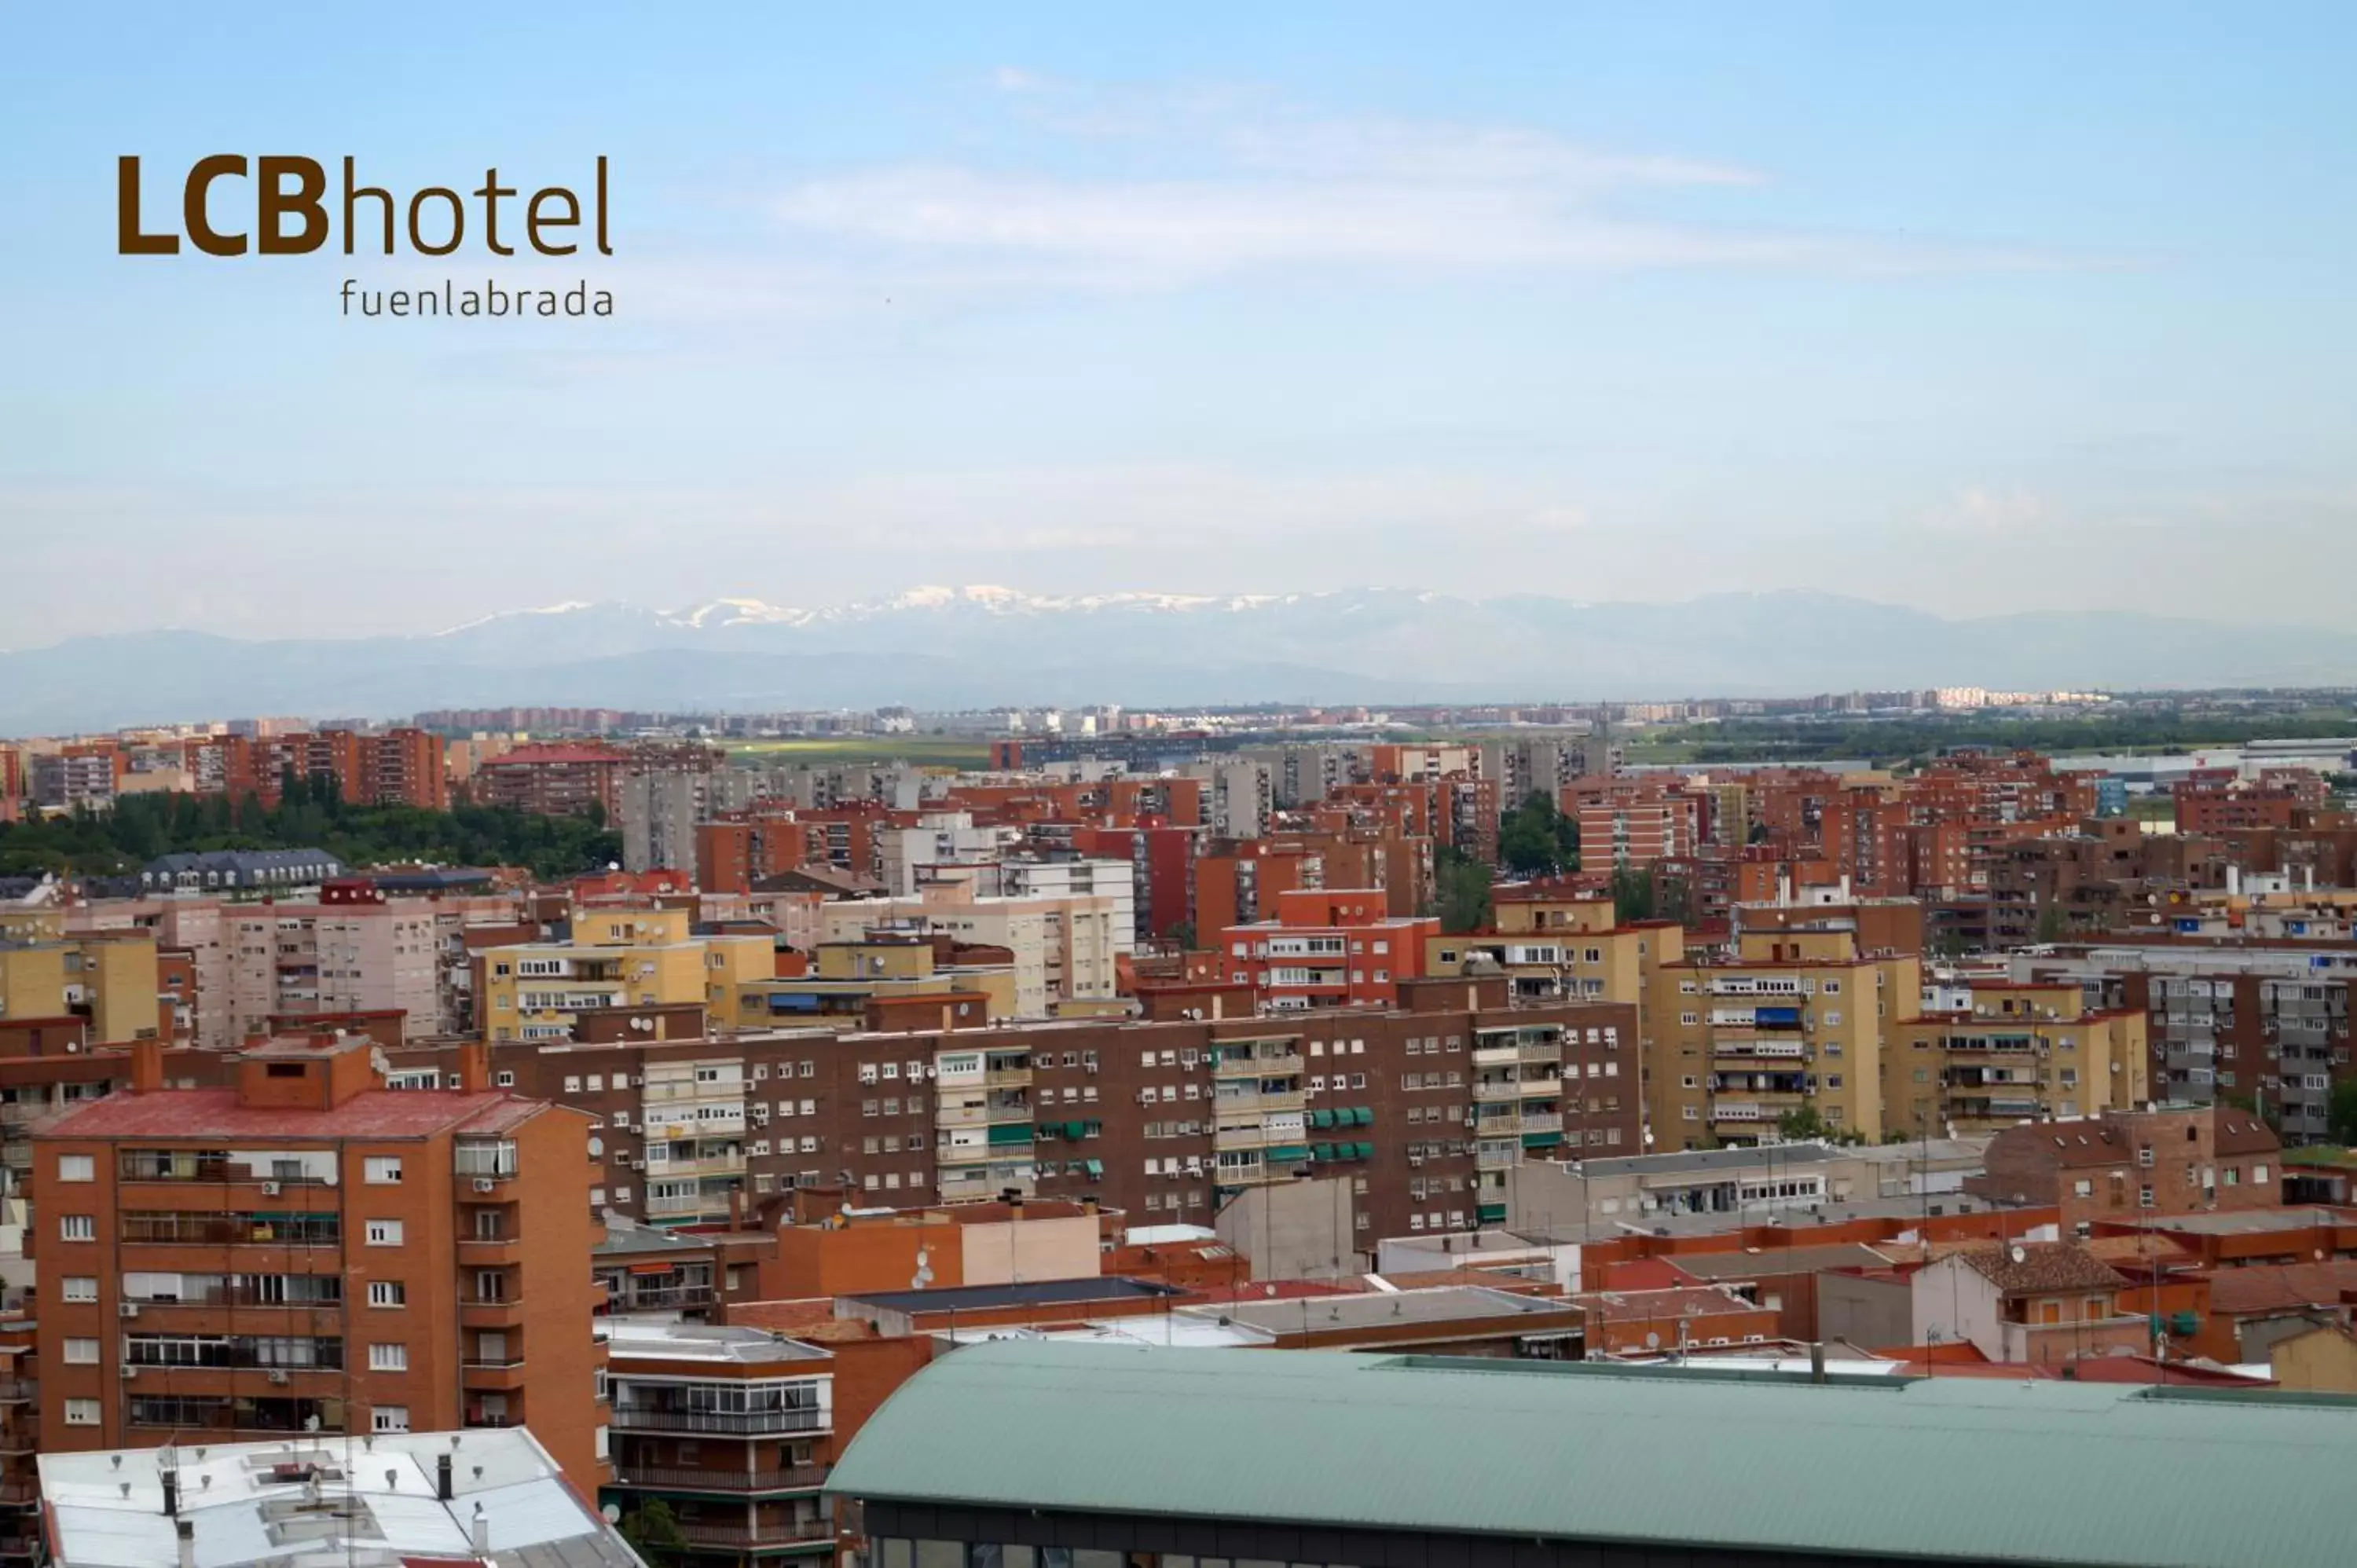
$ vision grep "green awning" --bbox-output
[1264,1145,1311,1164]
[1522,1130,1564,1149]
[1312,1142,1335,1162]
[1353,1141,1374,1160]
[1083,1160,1104,1179]
[987,1123,1032,1146]
[1064,1119,1087,1140]
[1351,1107,1375,1127]
[1476,1203,1509,1222]
[1308,1108,1336,1129]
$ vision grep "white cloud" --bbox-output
[765,73,2116,289]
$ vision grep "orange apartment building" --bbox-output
[473,742,632,818]
[1217,888,1439,1010]
[180,730,449,810]
[1566,776,1700,869]
[29,1035,608,1487]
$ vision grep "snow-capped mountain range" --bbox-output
[7,584,2357,733]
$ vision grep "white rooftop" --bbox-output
[42,1428,641,1568]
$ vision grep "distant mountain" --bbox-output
[7,585,2357,732]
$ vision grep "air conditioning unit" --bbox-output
[266,1369,289,1385]
[118,1302,140,1319]
[474,1178,496,1193]
[260,1181,280,1196]
[120,1365,138,1379]
[1408,1156,1424,1167]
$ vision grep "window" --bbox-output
[63,1337,99,1364]
[364,1157,403,1185]
[365,1220,403,1246]
[369,1343,409,1372]
[61,1277,97,1302]
[59,1215,93,1242]
[56,1154,93,1183]
[64,1399,101,1427]
[2254,1163,2271,1184]
[368,1281,406,1308]
[372,1405,411,1434]
[495,1071,515,1088]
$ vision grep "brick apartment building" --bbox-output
[30,1035,608,1486]
[472,742,632,818]
[1217,888,1439,1010]
[180,730,449,810]
[380,986,1640,1242]
[1969,1105,2282,1238]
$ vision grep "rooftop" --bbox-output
[1190,1284,1570,1335]
[1666,1243,1895,1280]
[603,1320,830,1365]
[41,1427,636,1568]
[2113,1207,2356,1237]
[845,1277,1184,1314]
[1953,1242,2128,1296]
[37,1088,543,1142]
[830,1339,2357,1568]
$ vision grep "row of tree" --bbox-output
[0,774,623,881]
[1424,791,1692,933]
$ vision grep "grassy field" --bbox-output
[725,736,995,769]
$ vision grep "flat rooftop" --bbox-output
[42,1427,632,1568]
[828,1340,2357,1568]
[603,1320,830,1365]
[1666,1243,1895,1280]
[38,1087,541,1141]
[2114,1207,2357,1237]
[845,1277,1185,1313]
[1192,1284,1571,1334]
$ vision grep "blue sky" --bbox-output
[2,2,2352,644]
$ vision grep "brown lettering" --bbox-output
[476,169,516,255]
[257,156,327,255]
[343,157,395,255]
[184,154,248,257]
[116,156,178,255]
[526,187,579,255]
[406,188,464,256]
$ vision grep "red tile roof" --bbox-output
[2204,1260,2357,1318]
[1955,1242,2128,1297]
[36,1088,546,1141]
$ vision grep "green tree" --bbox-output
[1433,845,1493,934]
[619,1499,692,1568]
[1497,790,1579,878]
[2035,904,2067,943]
[1167,921,1197,951]
[2329,1081,2357,1146]
[1776,1105,1865,1146]
[1609,866,1655,924]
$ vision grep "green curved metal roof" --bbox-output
[828,1339,2357,1568]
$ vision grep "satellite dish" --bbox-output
[1644,1332,1661,1350]
[602,1504,622,1523]
[2010,1244,2028,1265]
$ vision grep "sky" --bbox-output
[2,2,2353,647]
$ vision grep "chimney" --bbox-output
[130,1036,164,1095]
[1809,1342,1827,1384]
[436,1453,453,1501]
[471,1504,490,1557]
[174,1519,195,1568]
[456,1039,492,1095]
[162,1467,179,1518]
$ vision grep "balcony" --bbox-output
[1475,1144,1520,1171]
[459,1299,526,1330]
[1472,1079,1522,1103]
[676,1520,834,1549]
[1212,1050,1303,1079]
[608,1407,828,1437]
[1211,1087,1306,1116]
[462,1359,528,1393]
[457,1236,522,1267]
[983,1067,1033,1090]
[610,1462,828,1494]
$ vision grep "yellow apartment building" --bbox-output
[1648,927,1923,1149]
[478,906,770,1041]
[1886,981,2150,1140]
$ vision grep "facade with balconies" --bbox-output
[603,1321,836,1566]
[935,1046,1037,1203]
